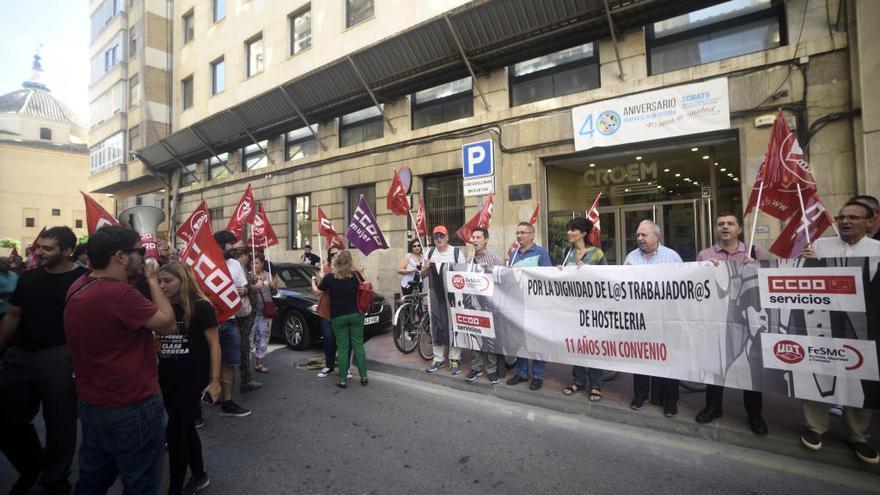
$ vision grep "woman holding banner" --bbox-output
[559,217,608,402]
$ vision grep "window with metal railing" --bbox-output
[509,42,599,107]
[423,173,465,246]
[412,77,473,130]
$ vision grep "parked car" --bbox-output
[269,263,392,350]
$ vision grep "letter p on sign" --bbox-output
[462,139,494,179]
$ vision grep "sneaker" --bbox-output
[850,442,879,464]
[450,360,462,375]
[829,404,844,417]
[663,400,678,417]
[487,372,500,384]
[528,378,543,391]
[465,369,483,382]
[220,400,252,417]
[182,473,210,494]
[347,370,353,379]
[317,367,333,378]
[426,361,445,373]
[630,396,647,411]
[801,430,822,450]
[240,381,262,393]
[194,416,205,430]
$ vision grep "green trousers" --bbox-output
[331,312,367,382]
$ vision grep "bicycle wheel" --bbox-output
[417,314,434,361]
[392,304,418,354]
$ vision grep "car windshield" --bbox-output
[276,265,318,289]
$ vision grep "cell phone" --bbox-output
[201,391,214,405]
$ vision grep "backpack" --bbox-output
[427,247,462,263]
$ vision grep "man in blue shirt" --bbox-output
[506,222,552,390]
[624,220,683,417]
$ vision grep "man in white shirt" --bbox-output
[422,226,466,375]
[800,201,880,464]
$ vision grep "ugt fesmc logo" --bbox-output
[772,339,865,371]
[758,267,864,312]
[773,340,804,364]
[446,271,494,296]
[762,334,879,380]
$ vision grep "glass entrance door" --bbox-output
[600,199,707,262]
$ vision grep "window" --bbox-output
[129,73,140,108]
[181,163,198,187]
[90,0,126,41]
[213,0,225,23]
[412,77,473,129]
[181,76,193,110]
[290,7,311,54]
[90,32,125,83]
[347,185,376,247]
[242,141,268,171]
[246,34,264,77]
[510,42,599,106]
[285,125,318,161]
[424,174,465,246]
[52,208,61,216]
[346,0,373,27]
[209,207,224,232]
[89,81,125,127]
[25,217,35,228]
[339,106,383,147]
[104,44,120,71]
[207,152,230,180]
[40,127,52,140]
[211,58,225,95]
[288,194,311,249]
[182,10,194,43]
[89,132,125,173]
[75,219,84,229]
[128,124,140,151]
[647,0,784,75]
[129,28,138,57]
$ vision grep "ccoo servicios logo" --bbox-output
[758,267,865,312]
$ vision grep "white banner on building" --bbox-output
[571,78,730,151]
[427,258,880,408]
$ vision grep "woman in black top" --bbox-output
[312,250,367,388]
[157,262,221,495]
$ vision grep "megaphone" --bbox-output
[118,205,165,259]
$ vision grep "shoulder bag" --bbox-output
[354,271,373,313]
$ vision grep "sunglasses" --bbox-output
[432,234,446,240]
[122,247,147,257]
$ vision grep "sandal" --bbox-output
[255,365,270,374]
[589,388,602,402]
[562,384,581,396]
[335,381,347,389]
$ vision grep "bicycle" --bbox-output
[392,282,433,361]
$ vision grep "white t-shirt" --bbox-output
[812,236,880,258]
[226,258,248,288]
[427,246,463,265]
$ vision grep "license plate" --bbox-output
[364,315,380,325]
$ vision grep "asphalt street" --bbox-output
[2,343,879,494]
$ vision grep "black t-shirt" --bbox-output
[303,252,321,266]
[317,273,359,318]
[9,265,89,351]
[157,299,217,380]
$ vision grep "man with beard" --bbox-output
[0,227,86,495]
[63,225,176,493]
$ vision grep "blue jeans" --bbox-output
[75,393,164,495]
[572,366,604,389]
[219,319,241,366]
[516,358,545,380]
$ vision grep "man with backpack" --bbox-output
[422,226,466,375]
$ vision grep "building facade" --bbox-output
[115,0,875,297]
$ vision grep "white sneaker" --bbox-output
[317,367,332,378]
[347,370,353,379]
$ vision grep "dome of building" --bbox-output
[0,82,79,126]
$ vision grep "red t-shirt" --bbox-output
[64,275,159,407]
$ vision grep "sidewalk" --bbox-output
[363,330,880,473]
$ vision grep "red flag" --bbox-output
[179,220,241,323]
[415,198,428,239]
[386,169,410,216]
[456,195,494,244]
[586,192,602,249]
[769,193,833,258]
[25,227,46,270]
[176,200,210,248]
[226,184,255,241]
[744,110,817,221]
[316,206,344,248]
[248,202,279,248]
[81,191,120,234]
[507,202,540,259]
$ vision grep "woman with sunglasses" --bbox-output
[156,262,221,495]
[397,239,424,295]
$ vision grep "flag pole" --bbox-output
[747,181,764,257]
[316,204,324,272]
[249,223,256,276]
[796,183,812,245]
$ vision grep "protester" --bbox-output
[0,257,17,321]
[301,244,321,266]
[624,220,683,417]
[211,231,252,417]
[422,225,466,374]
[234,246,261,392]
[507,222,553,390]
[799,201,880,464]
[312,250,367,388]
[0,227,85,495]
[397,239,423,295]
[71,244,89,268]
[695,213,767,435]
[559,217,607,402]
[850,195,880,241]
[64,225,176,494]
[249,252,277,374]
[316,245,351,379]
[157,262,221,495]
[465,227,504,384]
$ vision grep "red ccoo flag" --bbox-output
[316,206,345,249]
[457,195,494,244]
[769,193,833,258]
[248,202,279,248]
[81,192,120,234]
[507,202,540,259]
[386,169,410,216]
[226,184,255,241]
[176,200,211,249]
[585,192,602,249]
[179,220,241,323]
[415,198,428,239]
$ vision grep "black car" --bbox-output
[269,263,392,350]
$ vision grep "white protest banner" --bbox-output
[571,78,730,151]
[427,258,880,408]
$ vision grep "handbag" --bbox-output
[316,291,332,320]
[258,288,277,319]
[355,271,373,313]
[235,290,252,318]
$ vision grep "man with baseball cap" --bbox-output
[421,225,466,375]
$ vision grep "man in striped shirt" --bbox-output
[624,220,683,417]
[465,227,504,384]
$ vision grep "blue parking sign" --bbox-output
[462,139,494,178]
